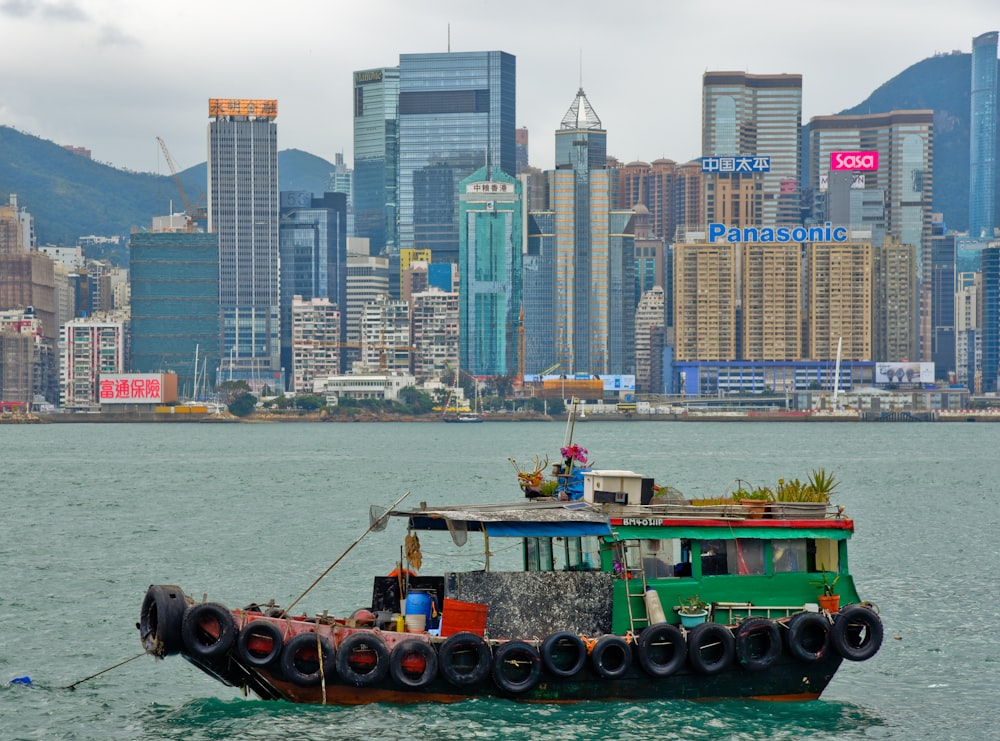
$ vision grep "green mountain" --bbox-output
[0,125,337,248]
[837,51,973,232]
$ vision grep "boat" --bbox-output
[138,406,882,704]
[442,367,484,423]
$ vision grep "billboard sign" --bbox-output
[701,156,770,173]
[830,151,879,171]
[875,362,934,385]
[209,99,278,118]
[99,373,176,404]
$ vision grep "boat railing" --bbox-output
[712,601,811,623]
[610,501,844,521]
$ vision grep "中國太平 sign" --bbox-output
[701,156,770,173]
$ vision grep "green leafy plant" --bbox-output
[811,568,841,596]
[678,595,709,615]
[738,487,774,501]
[776,477,827,502]
[806,468,839,499]
[690,496,735,506]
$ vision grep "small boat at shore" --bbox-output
[139,410,882,704]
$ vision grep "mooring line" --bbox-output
[59,652,147,690]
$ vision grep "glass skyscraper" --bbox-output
[207,99,281,386]
[702,72,802,226]
[353,67,399,256]
[970,31,998,241]
[398,51,516,265]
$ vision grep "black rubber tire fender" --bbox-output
[540,632,587,678]
[438,631,492,687]
[491,640,542,694]
[686,622,736,675]
[637,623,687,678]
[785,611,832,662]
[388,638,438,688]
[735,617,783,671]
[590,635,633,680]
[180,602,237,661]
[235,619,284,669]
[139,584,188,657]
[336,631,390,686]
[831,604,884,662]
[280,632,337,687]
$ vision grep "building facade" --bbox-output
[61,315,128,412]
[352,67,400,255]
[970,31,998,240]
[207,98,281,385]
[290,296,340,394]
[410,287,459,380]
[129,231,220,399]
[278,191,348,378]
[397,51,516,264]
[458,166,522,377]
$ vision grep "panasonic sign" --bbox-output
[708,222,849,243]
[830,151,879,171]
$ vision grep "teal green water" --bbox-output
[1,421,998,740]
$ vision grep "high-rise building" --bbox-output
[805,241,873,361]
[61,314,128,412]
[359,293,410,372]
[702,72,802,226]
[129,232,220,398]
[672,241,737,361]
[809,111,933,359]
[742,243,802,361]
[410,287,459,380]
[970,31,998,240]
[458,166,522,377]
[208,98,281,386]
[353,67,400,255]
[397,51,516,264]
[278,191,348,378]
[617,159,704,242]
[955,271,981,390]
[515,127,529,174]
[634,286,665,392]
[290,296,340,393]
[528,88,635,376]
[872,237,918,362]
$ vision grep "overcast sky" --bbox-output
[0,0,995,177]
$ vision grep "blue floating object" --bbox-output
[9,676,32,686]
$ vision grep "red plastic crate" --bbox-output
[439,598,488,637]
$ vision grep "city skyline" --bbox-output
[0,1,994,175]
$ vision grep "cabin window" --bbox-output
[773,539,809,572]
[700,538,766,576]
[638,538,681,579]
[524,537,554,572]
[524,536,602,572]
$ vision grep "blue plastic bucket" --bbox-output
[405,591,436,627]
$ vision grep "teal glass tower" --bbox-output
[458,166,522,377]
[397,51,516,265]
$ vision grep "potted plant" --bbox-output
[772,475,831,518]
[736,486,773,519]
[812,569,841,612]
[677,595,710,628]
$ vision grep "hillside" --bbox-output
[0,126,337,249]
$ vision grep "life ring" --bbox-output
[637,624,687,678]
[180,602,237,661]
[280,632,337,687]
[389,638,438,688]
[785,611,831,662]
[336,632,390,686]
[491,640,542,694]
[590,635,633,679]
[235,619,284,669]
[830,605,883,662]
[734,617,782,671]
[540,632,587,678]
[686,622,735,675]
[139,584,188,657]
[438,631,492,687]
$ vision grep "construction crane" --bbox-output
[156,136,205,231]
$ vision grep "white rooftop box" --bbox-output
[583,469,654,506]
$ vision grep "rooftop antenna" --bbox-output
[579,49,583,90]
[448,23,451,53]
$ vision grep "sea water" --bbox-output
[1,420,998,740]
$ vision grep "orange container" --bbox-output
[439,598,488,637]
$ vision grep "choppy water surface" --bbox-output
[1,421,998,740]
